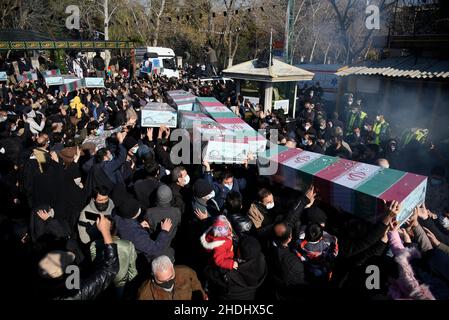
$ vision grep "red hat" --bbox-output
[212,215,232,237]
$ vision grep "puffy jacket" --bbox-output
[90,237,137,288]
[78,198,115,244]
[62,243,119,300]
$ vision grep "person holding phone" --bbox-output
[78,186,115,244]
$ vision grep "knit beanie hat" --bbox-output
[38,251,76,279]
[117,198,141,219]
[156,184,173,206]
[122,135,138,151]
[212,215,232,238]
[193,179,213,198]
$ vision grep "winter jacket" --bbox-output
[133,177,161,209]
[387,230,435,300]
[90,236,137,288]
[62,243,119,300]
[204,172,246,209]
[114,215,172,262]
[138,265,206,300]
[220,251,267,300]
[228,213,253,238]
[145,205,181,244]
[200,231,235,270]
[171,183,185,214]
[98,144,127,186]
[192,197,221,218]
[271,241,307,288]
[78,198,115,244]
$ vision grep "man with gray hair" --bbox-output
[137,255,207,300]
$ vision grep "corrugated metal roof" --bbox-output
[336,56,449,79]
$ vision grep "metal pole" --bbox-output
[284,0,291,63]
[269,28,273,68]
[104,0,111,67]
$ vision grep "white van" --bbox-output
[136,47,180,79]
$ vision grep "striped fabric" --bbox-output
[196,97,267,154]
[258,147,427,224]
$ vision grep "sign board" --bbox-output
[273,100,289,114]
[0,72,7,82]
[45,76,64,86]
[243,96,260,106]
[84,77,105,88]
[141,102,177,128]
[204,139,248,164]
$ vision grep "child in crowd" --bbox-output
[200,215,238,271]
[295,223,338,282]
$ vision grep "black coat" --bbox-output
[206,236,267,300]
[61,243,119,300]
[271,242,306,288]
[133,177,161,209]
[145,205,181,244]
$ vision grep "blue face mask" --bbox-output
[302,139,308,145]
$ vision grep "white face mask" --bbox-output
[182,174,190,186]
[130,146,139,154]
[224,183,233,190]
[376,116,381,122]
[204,190,215,201]
[265,202,275,210]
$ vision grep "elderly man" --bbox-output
[137,255,207,300]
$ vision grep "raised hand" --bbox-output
[305,185,317,208]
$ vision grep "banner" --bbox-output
[273,100,289,114]
[83,77,105,88]
[141,102,177,128]
[243,96,260,106]
[44,76,64,86]
[0,72,7,82]
[204,139,248,164]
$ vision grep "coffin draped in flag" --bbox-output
[258,146,427,225]
[195,97,267,155]
[167,90,197,111]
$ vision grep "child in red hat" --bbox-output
[200,215,238,270]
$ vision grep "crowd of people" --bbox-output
[0,52,448,301]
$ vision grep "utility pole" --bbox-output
[284,0,294,64]
[104,0,110,66]
[269,28,273,68]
